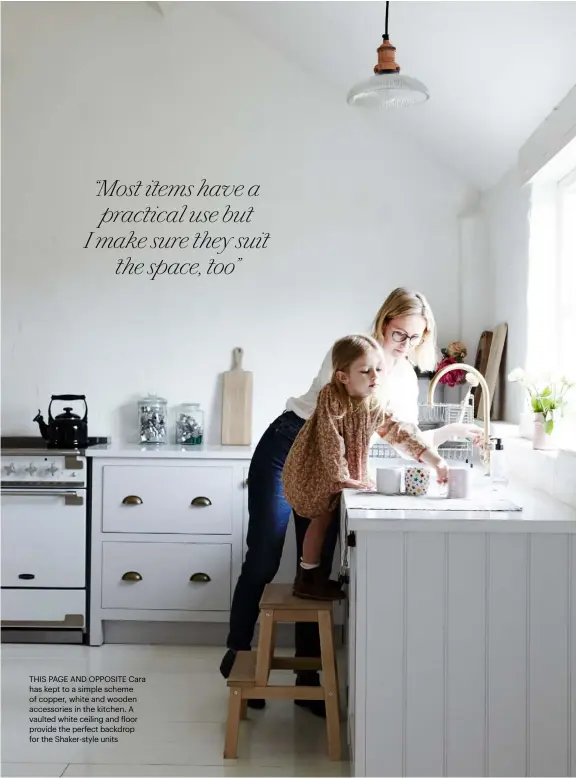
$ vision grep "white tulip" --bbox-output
[508,368,525,383]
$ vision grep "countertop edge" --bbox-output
[346,518,576,533]
[85,444,254,460]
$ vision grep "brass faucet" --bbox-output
[427,363,492,474]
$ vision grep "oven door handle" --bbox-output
[2,489,79,496]
[1,488,83,505]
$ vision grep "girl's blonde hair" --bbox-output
[371,287,438,372]
[330,334,384,416]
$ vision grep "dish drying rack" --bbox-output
[369,401,474,462]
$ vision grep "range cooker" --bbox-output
[1,436,107,643]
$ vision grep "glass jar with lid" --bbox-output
[175,403,204,446]
[137,393,168,445]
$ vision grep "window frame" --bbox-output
[557,167,576,437]
[557,166,576,380]
[524,164,576,449]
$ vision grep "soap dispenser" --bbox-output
[490,438,508,488]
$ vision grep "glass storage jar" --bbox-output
[137,393,168,444]
[175,403,204,446]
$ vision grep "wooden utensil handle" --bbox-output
[232,348,243,370]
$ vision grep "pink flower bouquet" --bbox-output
[435,342,468,386]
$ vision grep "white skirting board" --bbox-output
[100,620,345,648]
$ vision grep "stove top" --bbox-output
[1,437,109,486]
[1,436,109,455]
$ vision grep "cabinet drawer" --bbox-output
[101,541,231,611]
[1,494,86,587]
[1,589,85,626]
[102,465,233,534]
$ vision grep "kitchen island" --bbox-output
[341,470,576,777]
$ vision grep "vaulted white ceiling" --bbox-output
[211,1,576,191]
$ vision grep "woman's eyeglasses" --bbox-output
[391,330,423,347]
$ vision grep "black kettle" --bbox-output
[33,394,89,449]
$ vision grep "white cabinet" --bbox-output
[88,447,251,645]
[346,526,576,777]
[345,543,358,767]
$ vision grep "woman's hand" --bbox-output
[455,423,484,446]
[437,423,484,446]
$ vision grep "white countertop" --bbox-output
[86,443,254,460]
[344,469,576,533]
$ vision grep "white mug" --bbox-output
[376,467,403,495]
[448,466,470,499]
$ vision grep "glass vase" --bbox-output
[137,394,168,445]
[533,412,557,451]
[175,403,204,446]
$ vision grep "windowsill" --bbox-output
[489,421,576,509]
[491,421,576,459]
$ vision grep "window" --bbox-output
[526,149,576,446]
[558,168,576,379]
[557,168,576,435]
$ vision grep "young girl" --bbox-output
[283,334,449,601]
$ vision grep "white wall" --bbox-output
[458,199,493,376]
[1,1,473,444]
[481,169,532,422]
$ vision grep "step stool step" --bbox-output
[260,582,335,610]
[227,651,323,684]
[227,651,256,688]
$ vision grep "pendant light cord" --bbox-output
[383,0,390,41]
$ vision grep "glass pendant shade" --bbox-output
[346,73,429,108]
[347,2,429,110]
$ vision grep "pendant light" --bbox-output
[347,1,429,109]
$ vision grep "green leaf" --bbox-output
[531,397,542,412]
[545,419,554,435]
[541,387,552,397]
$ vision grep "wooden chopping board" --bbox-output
[478,323,508,421]
[221,347,253,445]
[473,330,493,416]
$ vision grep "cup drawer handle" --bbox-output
[18,573,35,580]
[122,571,142,582]
[122,495,143,505]
[190,496,212,507]
[190,572,211,583]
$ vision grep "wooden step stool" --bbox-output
[224,582,341,761]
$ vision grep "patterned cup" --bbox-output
[405,466,431,496]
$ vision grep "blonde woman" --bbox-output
[220,288,480,714]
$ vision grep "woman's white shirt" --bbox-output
[285,346,426,429]
[285,348,336,421]
[285,346,434,454]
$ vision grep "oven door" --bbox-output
[1,488,86,588]
[1,488,86,640]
